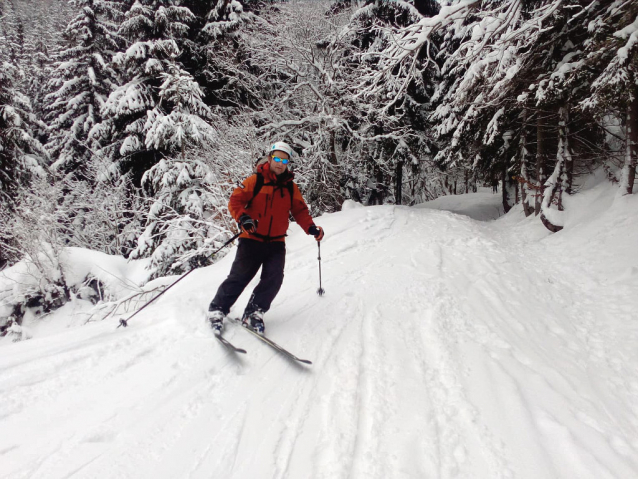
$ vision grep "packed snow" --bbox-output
[1,178,637,478]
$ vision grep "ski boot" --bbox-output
[207,308,225,333]
[242,309,265,334]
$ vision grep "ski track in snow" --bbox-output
[1,190,637,479]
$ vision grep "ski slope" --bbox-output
[1,183,638,479]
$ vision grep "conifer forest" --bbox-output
[1,0,637,327]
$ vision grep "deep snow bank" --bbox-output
[0,248,153,341]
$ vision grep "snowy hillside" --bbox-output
[1,180,638,479]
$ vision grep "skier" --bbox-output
[206,141,324,334]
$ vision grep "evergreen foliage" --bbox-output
[0,62,47,210]
[89,0,199,186]
[44,0,122,177]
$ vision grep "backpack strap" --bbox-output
[245,173,264,209]
[245,172,295,210]
[287,181,294,210]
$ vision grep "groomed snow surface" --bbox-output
[1,182,637,479]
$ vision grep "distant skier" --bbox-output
[206,141,324,334]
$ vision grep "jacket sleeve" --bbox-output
[290,183,315,234]
[228,175,257,222]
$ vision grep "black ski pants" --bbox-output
[209,238,286,316]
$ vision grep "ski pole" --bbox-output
[117,231,242,328]
[317,241,325,296]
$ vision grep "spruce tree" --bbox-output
[45,0,122,177]
[343,0,439,205]
[180,0,256,108]
[89,0,198,186]
[88,0,229,274]
[130,65,226,277]
[0,61,47,266]
[0,62,47,206]
[583,0,638,195]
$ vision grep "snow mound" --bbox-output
[341,199,364,210]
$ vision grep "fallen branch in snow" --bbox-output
[84,286,167,324]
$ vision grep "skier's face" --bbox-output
[269,151,289,175]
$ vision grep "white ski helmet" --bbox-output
[270,141,294,158]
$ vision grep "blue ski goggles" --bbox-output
[272,156,289,165]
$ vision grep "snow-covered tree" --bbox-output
[239,0,353,211]
[58,163,144,257]
[44,0,122,177]
[0,62,47,211]
[240,0,440,211]
[130,112,258,277]
[89,0,199,185]
[201,0,251,39]
[177,0,258,110]
[0,61,47,267]
[0,2,10,64]
[583,0,638,196]
[340,0,440,207]
[129,65,225,276]
[421,2,612,225]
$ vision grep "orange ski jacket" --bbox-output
[228,162,315,242]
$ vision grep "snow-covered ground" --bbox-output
[1,178,637,479]
[415,187,505,221]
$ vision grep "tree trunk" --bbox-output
[376,168,384,205]
[328,130,339,166]
[535,114,547,216]
[464,169,469,194]
[520,111,534,217]
[501,156,511,213]
[540,106,569,233]
[395,161,403,205]
[622,88,638,195]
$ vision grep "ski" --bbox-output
[229,318,312,365]
[214,330,247,354]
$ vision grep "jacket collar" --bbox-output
[258,161,294,184]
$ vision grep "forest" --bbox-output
[1,0,637,330]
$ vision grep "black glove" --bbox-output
[239,214,256,234]
[308,225,324,241]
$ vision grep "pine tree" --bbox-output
[583,0,638,195]
[0,61,48,266]
[0,2,8,64]
[86,0,230,275]
[0,62,47,206]
[2,0,25,68]
[202,0,250,39]
[44,0,122,177]
[179,0,257,109]
[429,1,609,223]
[90,0,199,186]
[128,63,224,276]
[348,0,440,206]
